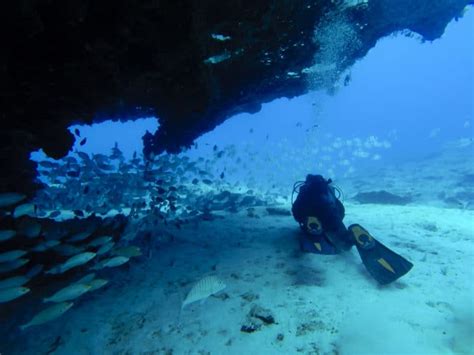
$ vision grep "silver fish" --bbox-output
[67,231,93,243]
[96,241,115,255]
[53,244,85,257]
[111,246,141,258]
[0,230,16,242]
[74,273,96,285]
[13,203,37,218]
[47,252,96,274]
[0,286,30,303]
[31,240,60,252]
[91,256,129,270]
[26,264,44,278]
[182,276,226,309]
[0,275,30,290]
[20,302,74,331]
[43,284,91,303]
[0,258,29,273]
[87,236,112,248]
[0,193,26,208]
[88,279,108,292]
[18,219,42,238]
[0,250,28,263]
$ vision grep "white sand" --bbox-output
[7,201,473,355]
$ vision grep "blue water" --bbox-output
[3,7,473,355]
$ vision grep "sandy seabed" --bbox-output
[3,199,473,355]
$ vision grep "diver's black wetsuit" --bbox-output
[292,174,354,254]
[291,174,414,285]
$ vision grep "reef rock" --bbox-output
[1,0,471,195]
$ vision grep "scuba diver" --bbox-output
[291,174,413,285]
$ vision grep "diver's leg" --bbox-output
[299,234,341,254]
[325,222,355,252]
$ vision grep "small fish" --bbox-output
[38,161,59,169]
[88,236,112,248]
[83,185,90,194]
[31,240,60,252]
[36,210,48,218]
[88,279,108,292]
[13,203,37,218]
[202,179,212,185]
[74,273,96,285]
[192,178,199,185]
[20,302,74,331]
[77,151,89,161]
[91,256,129,270]
[0,258,29,273]
[0,193,26,208]
[64,156,78,164]
[0,230,16,242]
[344,73,351,86]
[17,218,41,238]
[0,275,30,290]
[111,246,141,258]
[0,286,30,303]
[182,276,226,309]
[43,284,91,303]
[73,210,85,217]
[53,244,85,257]
[48,210,61,218]
[0,250,28,263]
[67,231,93,243]
[26,264,44,278]
[96,241,115,255]
[220,172,225,179]
[74,128,81,137]
[79,138,87,146]
[47,252,96,274]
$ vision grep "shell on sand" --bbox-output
[182,275,226,309]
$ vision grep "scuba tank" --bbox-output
[291,174,344,232]
[291,174,352,251]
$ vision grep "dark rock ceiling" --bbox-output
[1,0,471,195]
